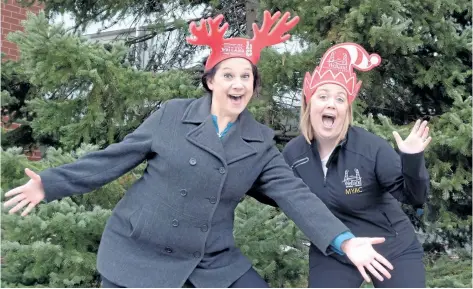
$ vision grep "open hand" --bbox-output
[393,119,432,154]
[341,237,394,283]
[3,168,45,216]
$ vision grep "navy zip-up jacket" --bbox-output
[281,126,429,263]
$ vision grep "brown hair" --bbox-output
[201,58,261,95]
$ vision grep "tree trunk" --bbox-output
[245,0,258,37]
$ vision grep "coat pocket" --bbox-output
[379,209,398,236]
[129,202,207,254]
[128,207,148,240]
[291,157,309,169]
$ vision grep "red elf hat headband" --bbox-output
[303,43,382,104]
[186,10,300,70]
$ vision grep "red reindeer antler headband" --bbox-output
[303,43,382,104]
[186,10,300,70]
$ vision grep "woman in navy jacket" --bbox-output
[282,43,431,287]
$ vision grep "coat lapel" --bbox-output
[183,95,264,165]
[221,109,263,165]
[183,96,226,164]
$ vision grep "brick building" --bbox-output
[1,1,43,60]
[1,1,43,160]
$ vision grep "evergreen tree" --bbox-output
[0,144,149,287]
[0,55,54,151]
[1,1,471,287]
[16,0,259,72]
[234,197,308,287]
[1,201,109,288]
[3,12,201,151]
[354,95,472,252]
[263,0,472,125]
[424,251,473,288]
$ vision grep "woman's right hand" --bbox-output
[3,168,45,216]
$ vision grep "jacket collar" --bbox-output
[310,125,352,149]
[181,95,264,142]
[305,126,353,166]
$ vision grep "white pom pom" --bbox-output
[370,55,380,65]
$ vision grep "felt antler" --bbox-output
[186,15,229,47]
[186,10,299,70]
[252,11,299,51]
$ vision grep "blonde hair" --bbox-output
[299,94,353,144]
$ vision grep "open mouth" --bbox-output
[322,113,336,128]
[228,94,243,104]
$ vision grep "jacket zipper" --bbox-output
[324,143,342,186]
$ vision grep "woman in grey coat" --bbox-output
[4,11,393,288]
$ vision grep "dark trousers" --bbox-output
[308,239,425,288]
[101,267,269,288]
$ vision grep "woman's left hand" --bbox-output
[341,237,394,283]
[393,119,432,154]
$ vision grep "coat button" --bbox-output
[193,251,201,258]
[189,158,197,166]
[201,224,208,232]
[209,197,217,204]
[164,247,173,254]
[180,189,188,197]
[172,219,179,227]
[219,167,226,174]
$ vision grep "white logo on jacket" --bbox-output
[343,169,363,194]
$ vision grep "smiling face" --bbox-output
[206,57,255,118]
[309,83,351,142]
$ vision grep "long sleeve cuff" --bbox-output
[330,231,355,255]
[400,151,428,179]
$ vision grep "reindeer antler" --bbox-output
[252,11,299,50]
[186,14,229,47]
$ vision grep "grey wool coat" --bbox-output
[39,95,349,288]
